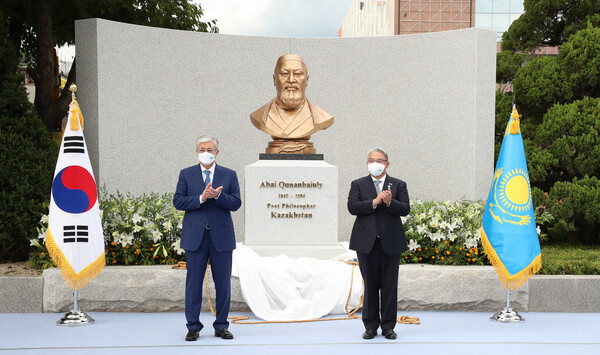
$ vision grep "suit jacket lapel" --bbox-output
[365,175,378,198]
[193,164,206,191]
[212,164,220,188]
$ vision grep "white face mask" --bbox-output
[368,162,386,177]
[198,152,215,166]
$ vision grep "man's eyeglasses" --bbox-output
[197,148,216,153]
[367,159,387,164]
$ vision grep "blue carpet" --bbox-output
[1,311,599,354]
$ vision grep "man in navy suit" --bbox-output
[173,135,241,341]
[347,147,410,340]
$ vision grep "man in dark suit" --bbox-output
[347,147,410,340]
[173,135,241,341]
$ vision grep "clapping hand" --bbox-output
[202,183,223,200]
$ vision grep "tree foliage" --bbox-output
[0,33,58,261]
[496,2,600,244]
[1,0,218,132]
[536,176,600,244]
[501,0,600,52]
[536,97,600,183]
[558,25,600,99]
[496,50,531,84]
[513,55,570,123]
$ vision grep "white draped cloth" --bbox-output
[231,243,363,321]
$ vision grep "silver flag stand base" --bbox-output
[57,309,95,326]
[57,290,95,326]
[491,289,525,323]
[491,307,524,322]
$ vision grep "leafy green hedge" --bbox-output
[0,36,58,262]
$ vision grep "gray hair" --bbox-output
[196,135,219,150]
[368,147,388,161]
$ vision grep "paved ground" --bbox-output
[1,311,600,354]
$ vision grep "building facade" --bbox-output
[339,0,524,40]
[339,0,476,37]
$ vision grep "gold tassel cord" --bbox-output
[507,107,521,135]
[480,228,542,290]
[45,229,105,290]
[69,98,85,131]
[172,260,420,325]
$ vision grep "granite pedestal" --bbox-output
[244,159,344,259]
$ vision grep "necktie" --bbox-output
[375,180,381,194]
[204,170,211,185]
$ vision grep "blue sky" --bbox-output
[58,0,354,70]
[200,0,354,37]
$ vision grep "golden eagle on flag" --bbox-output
[480,105,541,290]
[45,87,105,290]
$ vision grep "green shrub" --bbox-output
[545,176,600,244]
[0,36,58,261]
[535,97,600,184]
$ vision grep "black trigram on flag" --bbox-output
[63,225,89,243]
[63,136,85,154]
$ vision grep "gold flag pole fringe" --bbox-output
[480,228,542,291]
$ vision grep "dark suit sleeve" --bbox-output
[214,171,242,212]
[386,180,410,217]
[173,170,201,211]
[347,179,376,216]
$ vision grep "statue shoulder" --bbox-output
[306,99,334,127]
[250,99,275,125]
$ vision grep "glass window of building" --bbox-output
[475,0,524,40]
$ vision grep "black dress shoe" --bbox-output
[362,329,377,339]
[382,329,397,340]
[185,330,199,341]
[214,328,234,339]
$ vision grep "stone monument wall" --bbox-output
[75,18,496,244]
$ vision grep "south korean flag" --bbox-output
[45,94,105,290]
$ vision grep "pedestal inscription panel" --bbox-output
[244,160,343,259]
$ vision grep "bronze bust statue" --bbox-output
[250,54,334,154]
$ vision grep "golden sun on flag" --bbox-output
[498,168,532,213]
[488,167,532,226]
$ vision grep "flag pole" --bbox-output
[55,84,96,327]
[491,289,524,322]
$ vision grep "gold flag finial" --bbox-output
[507,104,521,135]
[69,84,77,100]
[68,84,83,131]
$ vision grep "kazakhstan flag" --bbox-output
[480,105,541,290]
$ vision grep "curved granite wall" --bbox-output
[75,18,496,242]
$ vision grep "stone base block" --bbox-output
[398,265,528,311]
[42,266,249,313]
[33,265,600,313]
[0,276,43,313]
[529,275,600,312]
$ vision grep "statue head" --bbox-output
[273,54,309,110]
